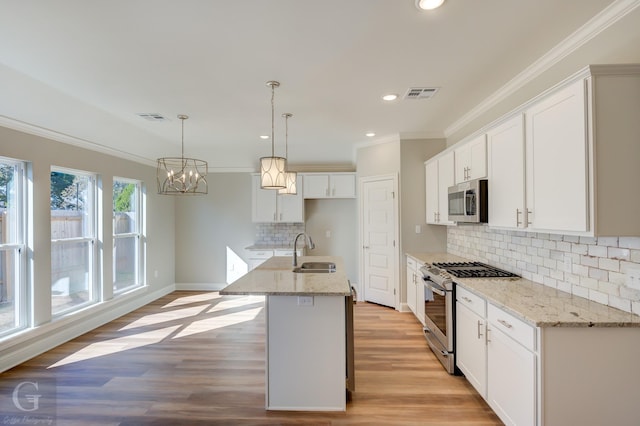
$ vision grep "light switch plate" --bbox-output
[627,268,640,290]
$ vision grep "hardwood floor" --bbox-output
[0,292,501,425]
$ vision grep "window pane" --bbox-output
[114,236,137,292]
[51,172,92,239]
[0,249,18,334]
[0,163,18,244]
[51,241,92,315]
[113,181,137,234]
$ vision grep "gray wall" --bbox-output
[305,198,358,283]
[447,5,640,145]
[0,124,175,358]
[173,172,359,285]
[399,138,447,254]
[356,140,401,178]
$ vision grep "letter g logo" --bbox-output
[12,381,41,412]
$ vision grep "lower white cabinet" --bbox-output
[487,322,536,426]
[455,295,487,398]
[247,248,303,271]
[406,257,418,315]
[456,286,536,426]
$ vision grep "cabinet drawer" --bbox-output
[457,286,486,317]
[248,250,274,259]
[488,303,535,351]
[406,256,417,270]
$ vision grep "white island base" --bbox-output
[266,295,346,411]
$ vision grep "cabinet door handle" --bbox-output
[332,187,336,196]
[279,213,283,221]
[477,320,483,339]
[462,296,472,304]
[434,212,437,222]
[516,209,522,227]
[326,187,330,197]
[273,213,277,221]
[497,319,513,329]
[486,327,491,343]
[527,209,533,225]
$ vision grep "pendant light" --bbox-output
[279,113,297,195]
[156,114,208,195]
[260,81,286,189]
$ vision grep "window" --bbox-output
[0,157,26,337]
[113,178,143,293]
[50,168,97,316]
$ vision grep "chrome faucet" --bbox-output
[293,232,315,267]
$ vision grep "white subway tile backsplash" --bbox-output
[448,225,640,314]
[598,258,620,272]
[619,237,640,249]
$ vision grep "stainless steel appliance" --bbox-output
[447,178,488,223]
[420,261,518,374]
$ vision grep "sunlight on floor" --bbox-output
[47,293,264,369]
[48,325,181,368]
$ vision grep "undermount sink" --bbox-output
[293,262,336,273]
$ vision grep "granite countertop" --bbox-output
[407,252,640,328]
[220,255,351,296]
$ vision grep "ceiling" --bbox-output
[0,0,633,171]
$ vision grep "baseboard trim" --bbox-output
[0,284,175,373]
[175,282,228,291]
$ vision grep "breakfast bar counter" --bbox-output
[220,255,351,412]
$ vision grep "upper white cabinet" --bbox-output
[455,134,487,183]
[487,114,525,229]
[525,79,588,233]
[302,173,356,199]
[252,174,304,223]
[425,151,455,225]
[482,64,640,236]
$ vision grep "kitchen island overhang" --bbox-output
[220,256,352,412]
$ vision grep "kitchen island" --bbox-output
[220,256,352,411]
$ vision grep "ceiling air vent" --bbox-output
[136,113,167,121]
[403,87,439,100]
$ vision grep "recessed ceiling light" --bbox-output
[366,132,376,137]
[260,135,270,140]
[415,0,445,10]
[382,94,398,101]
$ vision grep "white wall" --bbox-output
[0,125,176,372]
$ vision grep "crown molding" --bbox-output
[444,0,640,137]
[0,115,156,167]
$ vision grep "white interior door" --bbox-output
[361,176,398,308]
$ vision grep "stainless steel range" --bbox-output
[420,261,518,374]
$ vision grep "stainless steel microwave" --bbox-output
[447,179,488,223]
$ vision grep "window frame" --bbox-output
[0,157,27,338]
[50,167,98,317]
[112,177,144,293]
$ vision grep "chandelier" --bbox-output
[279,112,297,195]
[260,81,287,189]
[156,114,208,195]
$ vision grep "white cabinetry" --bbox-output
[455,286,488,398]
[455,134,487,183]
[247,248,303,271]
[425,151,455,225]
[525,79,588,233]
[487,114,525,229]
[456,286,536,426]
[302,173,356,199]
[406,257,418,315]
[486,304,536,426]
[482,65,640,236]
[252,174,304,223]
[405,255,425,325]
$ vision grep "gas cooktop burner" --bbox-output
[431,261,519,278]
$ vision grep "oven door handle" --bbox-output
[424,279,448,296]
